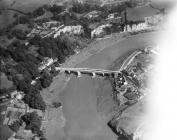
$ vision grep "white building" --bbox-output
[42,21,61,29]
[124,22,149,32]
[10,91,24,100]
[31,80,37,85]
[84,11,100,19]
[38,57,58,71]
[27,21,62,38]
[106,13,122,23]
[91,24,112,38]
[54,25,84,38]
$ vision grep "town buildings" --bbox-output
[38,57,58,71]
[91,24,112,38]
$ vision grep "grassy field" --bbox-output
[0,0,51,28]
[0,72,13,89]
[127,5,158,21]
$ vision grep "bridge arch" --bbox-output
[65,70,70,75]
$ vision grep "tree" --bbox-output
[0,47,11,58]
[9,120,22,132]
[16,79,31,93]
[18,15,31,24]
[49,5,64,14]
[29,35,42,46]
[32,7,45,18]
[52,102,62,108]
[23,92,46,111]
[21,111,42,134]
[21,61,39,78]
[11,29,27,40]
[40,72,52,88]
[0,88,8,96]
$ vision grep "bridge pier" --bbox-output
[91,72,96,78]
[113,73,119,78]
[103,72,111,77]
[77,71,82,78]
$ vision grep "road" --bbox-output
[119,50,142,71]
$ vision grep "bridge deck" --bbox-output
[55,67,120,73]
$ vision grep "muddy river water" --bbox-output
[59,32,158,140]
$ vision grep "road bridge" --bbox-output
[55,67,122,78]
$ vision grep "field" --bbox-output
[0,0,51,28]
[0,73,13,89]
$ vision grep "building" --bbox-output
[27,21,84,39]
[54,25,84,38]
[10,91,24,100]
[38,57,57,71]
[91,24,112,38]
[42,21,61,29]
[106,13,122,24]
[84,11,101,19]
[27,21,62,38]
[123,22,149,32]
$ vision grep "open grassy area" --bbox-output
[0,72,13,89]
[0,0,51,28]
[127,5,158,21]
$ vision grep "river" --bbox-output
[59,32,159,140]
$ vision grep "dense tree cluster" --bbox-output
[40,71,52,88]
[11,29,27,40]
[1,41,46,110]
[23,91,46,111]
[31,7,45,18]
[21,111,42,134]
[29,35,76,63]
[51,11,78,26]
[48,4,64,14]
[71,2,127,15]
[1,30,81,110]
[72,2,102,14]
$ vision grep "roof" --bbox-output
[0,125,14,140]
